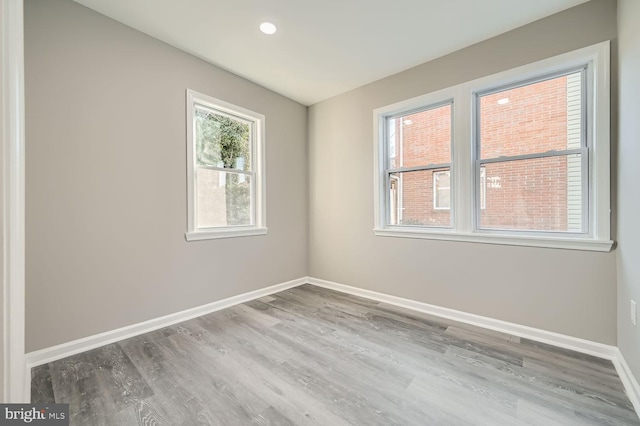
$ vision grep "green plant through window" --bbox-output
[195,106,252,226]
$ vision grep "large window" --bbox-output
[185,90,266,241]
[373,42,611,251]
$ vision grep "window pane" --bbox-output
[389,169,451,228]
[479,71,582,159]
[388,103,451,169]
[479,155,583,232]
[196,169,252,228]
[195,105,251,170]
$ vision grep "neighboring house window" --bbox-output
[435,167,485,211]
[373,41,611,251]
[479,167,486,210]
[433,170,451,210]
[185,90,266,241]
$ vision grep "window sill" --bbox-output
[373,228,614,252]
[185,227,268,241]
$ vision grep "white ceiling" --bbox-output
[73,0,589,106]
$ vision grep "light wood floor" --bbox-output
[32,284,640,425]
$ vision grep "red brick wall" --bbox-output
[392,76,571,231]
[392,104,451,226]
[479,77,569,231]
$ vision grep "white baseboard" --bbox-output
[613,349,640,416]
[25,277,306,370]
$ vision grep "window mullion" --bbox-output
[453,85,473,234]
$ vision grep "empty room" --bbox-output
[2,0,640,424]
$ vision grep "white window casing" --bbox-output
[373,41,612,252]
[185,89,267,241]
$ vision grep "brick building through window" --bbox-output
[389,71,582,232]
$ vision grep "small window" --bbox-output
[479,166,487,210]
[185,90,266,241]
[433,170,451,210]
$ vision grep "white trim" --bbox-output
[25,278,305,368]
[613,349,640,416]
[373,41,611,250]
[306,277,618,359]
[185,226,267,241]
[373,228,614,252]
[2,0,27,403]
[185,89,267,241]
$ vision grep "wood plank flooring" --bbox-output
[31,284,640,425]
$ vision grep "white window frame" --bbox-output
[474,67,588,234]
[383,100,454,228]
[185,89,267,241]
[373,41,612,252]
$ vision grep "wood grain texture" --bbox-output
[32,284,640,425]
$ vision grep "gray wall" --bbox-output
[23,0,624,355]
[617,0,640,381]
[24,0,308,352]
[308,0,618,344]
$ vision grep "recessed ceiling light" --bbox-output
[260,22,277,35]
[497,98,510,105]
